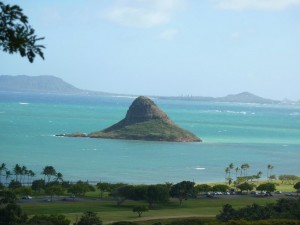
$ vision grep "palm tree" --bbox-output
[267,164,274,180]
[235,167,240,178]
[5,170,11,185]
[42,166,57,183]
[270,165,274,178]
[54,172,63,183]
[225,167,230,181]
[240,163,250,176]
[257,171,262,180]
[28,170,35,184]
[228,163,234,178]
[0,163,7,184]
[13,164,22,182]
[27,170,35,184]
[21,165,27,185]
[267,164,271,178]
[241,164,246,176]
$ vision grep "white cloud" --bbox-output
[105,0,186,28]
[213,0,300,10]
[159,28,179,40]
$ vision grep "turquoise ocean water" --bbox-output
[0,92,299,184]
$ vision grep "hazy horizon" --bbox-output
[1,0,299,100]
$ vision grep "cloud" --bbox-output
[159,29,179,40]
[213,0,300,10]
[105,0,185,28]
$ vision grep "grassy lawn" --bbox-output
[18,180,297,224]
[21,195,281,224]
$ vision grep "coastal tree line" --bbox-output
[1,185,300,225]
[1,161,300,225]
[224,163,277,185]
[1,162,300,200]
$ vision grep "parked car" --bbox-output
[264,192,273,196]
[21,195,32,200]
[275,190,282,194]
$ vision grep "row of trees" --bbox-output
[224,163,277,185]
[217,198,300,222]
[2,162,300,202]
[0,162,63,186]
[96,181,205,207]
[0,190,102,225]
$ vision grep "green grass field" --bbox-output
[18,180,298,224]
[21,195,284,224]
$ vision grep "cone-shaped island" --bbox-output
[58,96,201,142]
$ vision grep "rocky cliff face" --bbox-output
[124,96,170,124]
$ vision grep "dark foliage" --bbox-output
[27,214,70,225]
[111,184,169,207]
[0,203,28,225]
[164,218,212,225]
[110,222,138,225]
[0,1,45,62]
[170,181,195,205]
[74,211,102,225]
[212,184,229,192]
[256,183,276,193]
[8,179,22,189]
[217,198,300,222]
[31,179,45,192]
[132,205,148,217]
[0,190,17,204]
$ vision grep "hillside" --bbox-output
[0,75,83,94]
[61,96,201,142]
[0,75,286,104]
[218,92,279,104]
[159,92,280,104]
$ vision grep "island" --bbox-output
[58,96,201,142]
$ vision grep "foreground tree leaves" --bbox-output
[0,1,45,62]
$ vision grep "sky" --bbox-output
[1,0,300,100]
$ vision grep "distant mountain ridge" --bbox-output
[159,92,280,104]
[0,75,290,104]
[0,75,82,94]
[0,75,109,95]
[218,92,279,104]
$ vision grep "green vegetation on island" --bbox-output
[62,96,201,142]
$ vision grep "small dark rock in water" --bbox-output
[58,96,202,142]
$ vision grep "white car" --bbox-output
[22,195,32,199]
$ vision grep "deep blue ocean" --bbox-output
[0,92,299,184]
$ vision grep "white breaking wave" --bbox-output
[82,148,97,151]
[195,167,206,170]
[19,102,29,105]
[226,110,247,115]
